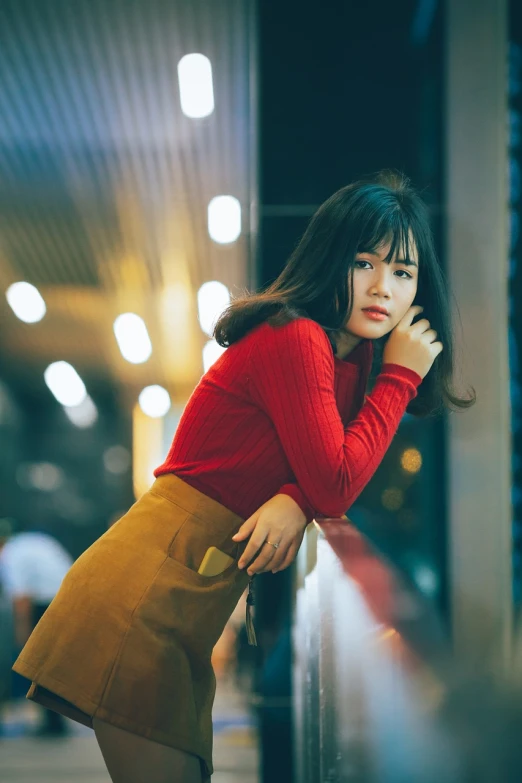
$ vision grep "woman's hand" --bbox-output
[382,304,443,379]
[233,493,309,576]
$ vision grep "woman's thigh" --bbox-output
[93,717,202,783]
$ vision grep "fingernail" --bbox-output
[238,562,244,569]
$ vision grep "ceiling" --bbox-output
[0,0,254,405]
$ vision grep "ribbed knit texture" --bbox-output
[155,317,422,522]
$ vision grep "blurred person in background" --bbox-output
[0,517,73,736]
[11,172,474,783]
[0,519,15,736]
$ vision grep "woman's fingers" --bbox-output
[240,531,287,575]
[272,543,298,573]
[238,531,268,570]
[245,540,280,576]
[232,514,258,543]
[252,542,290,574]
[265,542,291,573]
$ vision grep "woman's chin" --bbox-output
[346,320,392,339]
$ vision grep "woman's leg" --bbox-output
[93,717,203,783]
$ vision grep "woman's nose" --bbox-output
[369,277,392,297]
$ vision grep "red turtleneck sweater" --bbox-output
[155,317,422,522]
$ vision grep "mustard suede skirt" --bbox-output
[12,474,251,779]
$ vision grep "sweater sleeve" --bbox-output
[276,483,317,523]
[248,319,422,518]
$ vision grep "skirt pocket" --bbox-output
[167,508,242,584]
[164,550,240,588]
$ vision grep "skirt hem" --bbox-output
[12,661,213,777]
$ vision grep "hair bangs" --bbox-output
[357,204,415,266]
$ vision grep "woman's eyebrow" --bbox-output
[395,257,418,268]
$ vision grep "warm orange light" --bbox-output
[132,403,164,499]
[381,487,404,511]
[400,447,422,474]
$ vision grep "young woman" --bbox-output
[12,171,474,783]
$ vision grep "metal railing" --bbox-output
[292,519,522,783]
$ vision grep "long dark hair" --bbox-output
[214,171,476,418]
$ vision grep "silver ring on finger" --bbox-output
[265,540,280,550]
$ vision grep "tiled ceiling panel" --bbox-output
[0,0,254,401]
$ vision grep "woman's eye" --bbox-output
[355,261,412,280]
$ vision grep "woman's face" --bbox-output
[344,238,419,340]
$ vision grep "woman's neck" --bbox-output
[334,330,363,360]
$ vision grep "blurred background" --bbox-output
[0,0,521,781]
